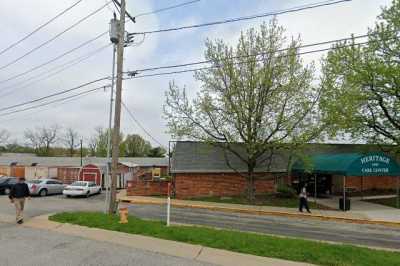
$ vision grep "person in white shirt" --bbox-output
[299,185,311,213]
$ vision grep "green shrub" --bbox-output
[276,184,297,198]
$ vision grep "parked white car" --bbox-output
[63,181,101,198]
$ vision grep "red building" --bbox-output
[169,141,400,199]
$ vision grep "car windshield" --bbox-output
[27,180,42,184]
[71,181,87,187]
[0,178,7,184]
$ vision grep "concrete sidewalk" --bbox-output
[118,195,400,227]
[4,214,311,266]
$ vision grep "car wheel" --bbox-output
[39,189,48,197]
[66,195,71,198]
[4,188,10,195]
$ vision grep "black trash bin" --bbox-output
[339,198,350,211]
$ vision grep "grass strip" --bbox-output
[365,197,399,209]
[190,195,331,209]
[50,212,400,266]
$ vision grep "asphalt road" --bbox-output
[1,194,400,251]
[127,204,400,250]
[0,221,212,266]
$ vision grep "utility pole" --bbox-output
[105,13,118,213]
[108,0,126,214]
[80,139,83,166]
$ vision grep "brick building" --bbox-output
[170,141,400,199]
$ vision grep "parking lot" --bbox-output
[0,192,105,218]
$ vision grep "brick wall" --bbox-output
[174,173,276,199]
[127,180,169,196]
[331,175,399,193]
[346,176,398,191]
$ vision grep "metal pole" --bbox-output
[104,44,116,213]
[168,141,171,176]
[397,176,399,209]
[314,174,317,206]
[80,139,83,166]
[167,183,171,226]
[343,175,346,212]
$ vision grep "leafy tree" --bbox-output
[122,134,151,157]
[90,127,125,157]
[164,20,322,200]
[320,0,400,152]
[148,146,167,157]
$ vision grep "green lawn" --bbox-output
[190,195,332,210]
[50,212,400,266]
[364,197,400,209]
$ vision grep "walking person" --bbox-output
[9,177,30,224]
[299,184,311,213]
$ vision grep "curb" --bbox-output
[23,214,312,266]
[119,197,400,228]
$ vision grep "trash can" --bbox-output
[339,198,350,211]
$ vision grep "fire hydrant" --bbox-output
[119,207,128,224]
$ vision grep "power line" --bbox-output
[0,44,111,99]
[128,32,370,75]
[121,101,165,147]
[0,77,109,112]
[0,31,108,86]
[126,39,374,80]
[0,1,111,71]
[0,0,83,56]
[0,85,109,117]
[129,0,352,35]
[134,0,201,19]
[0,88,98,122]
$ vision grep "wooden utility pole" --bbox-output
[108,0,126,214]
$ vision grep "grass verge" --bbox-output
[50,212,400,266]
[364,197,400,208]
[190,195,332,210]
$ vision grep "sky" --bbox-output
[0,0,393,148]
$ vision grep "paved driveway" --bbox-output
[0,194,213,266]
[0,221,213,266]
[0,193,105,218]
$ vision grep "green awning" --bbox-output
[292,153,400,176]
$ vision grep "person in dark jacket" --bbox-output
[9,177,30,224]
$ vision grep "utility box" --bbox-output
[339,198,351,211]
[109,18,120,44]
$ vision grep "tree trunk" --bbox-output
[247,163,256,203]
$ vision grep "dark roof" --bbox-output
[0,155,168,168]
[170,141,400,174]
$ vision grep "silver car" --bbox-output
[27,179,65,197]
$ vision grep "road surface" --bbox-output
[127,203,400,250]
[0,221,213,266]
[1,194,400,250]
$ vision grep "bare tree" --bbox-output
[63,128,79,157]
[25,125,59,156]
[0,129,10,146]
